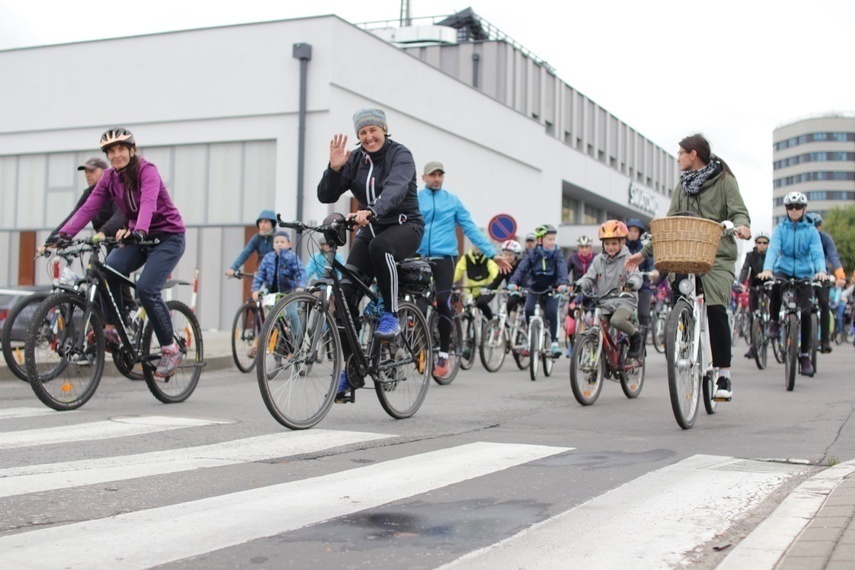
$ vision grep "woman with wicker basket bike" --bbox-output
[626,134,751,402]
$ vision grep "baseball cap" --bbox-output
[77,157,108,171]
[525,233,536,241]
[423,161,445,175]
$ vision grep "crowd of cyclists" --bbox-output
[20,112,853,420]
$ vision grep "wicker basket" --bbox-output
[650,216,722,274]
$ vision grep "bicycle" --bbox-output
[523,288,563,382]
[765,277,821,391]
[730,289,751,347]
[665,223,739,430]
[651,301,670,354]
[256,215,431,430]
[564,293,595,356]
[228,271,264,373]
[569,289,646,405]
[478,289,528,372]
[24,237,204,411]
[748,285,772,370]
[453,286,482,371]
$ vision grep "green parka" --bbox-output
[643,167,750,307]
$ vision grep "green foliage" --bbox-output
[823,205,855,274]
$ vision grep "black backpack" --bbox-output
[466,254,490,281]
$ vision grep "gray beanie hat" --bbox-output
[353,108,387,133]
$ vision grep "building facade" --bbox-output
[772,114,855,224]
[0,11,672,330]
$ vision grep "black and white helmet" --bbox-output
[783,191,808,207]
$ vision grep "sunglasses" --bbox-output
[756,241,769,245]
[786,204,804,211]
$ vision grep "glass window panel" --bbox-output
[173,145,208,225]
[562,195,577,224]
[17,154,46,228]
[583,204,602,225]
[48,153,75,189]
[0,156,17,229]
[207,142,243,224]
[243,141,276,223]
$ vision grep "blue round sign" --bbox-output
[488,214,517,242]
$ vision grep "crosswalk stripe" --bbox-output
[0,429,393,499]
[439,454,811,569]
[0,415,232,450]
[0,442,569,570]
[0,407,66,419]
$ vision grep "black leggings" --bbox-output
[430,257,457,353]
[816,281,830,344]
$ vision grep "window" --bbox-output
[583,204,602,225]
[562,195,578,224]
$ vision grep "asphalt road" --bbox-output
[1,339,853,569]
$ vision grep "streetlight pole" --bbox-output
[292,42,312,259]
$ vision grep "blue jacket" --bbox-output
[252,249,307,293]
[818,231,843,273]
[626,238,655,292]
[510,245,569,291]
[231,233,276,272]
[417,188,496,258]
[306,251,345,280]
[764,217,825,279]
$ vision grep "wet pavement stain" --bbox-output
[535,448,676,469]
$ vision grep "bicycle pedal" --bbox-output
[713,396,732,403]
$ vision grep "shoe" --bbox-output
[155,345,184,378]
[520,348,530,357]
[104,328,121,349]
[766,321,780,340]
[715,377,733,400]
[819,343,832,354]
[799,355,814,377]
[744,346,756,359]
[626,331,643,360]
[433,356,449,378]
[550,342,562,358]
[565,344,573,358]
[247,344,257,359]
[374,312,400,340]
[334,371,350,403]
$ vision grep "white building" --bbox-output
[0,11,673,330]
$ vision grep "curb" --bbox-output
[717,459,855,569]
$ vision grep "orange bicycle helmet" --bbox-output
[100,128,136,152]
[598,220,628,240]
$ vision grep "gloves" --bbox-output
[45,233,71,248]
[507,283,518,292]
[127,230,147,244]
[558,285,569,294]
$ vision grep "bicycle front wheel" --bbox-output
[430,312,462,385]
[512,326,530,370]
[809,312,818,376]
[666,299,700,429]
[785,314,798,391]
[25,292,105,411]
[542,329,554,377]
[652,314,667,354]
[257,293,340,429]
[751,317,767,370]
[479,318,507,373]
[569,331,603,405]
[459,314,477,370]
[232,302,260,373]
[528,320,541,381]
[375,301,431,419]
[3,292,50,382]
[142,300,204,403]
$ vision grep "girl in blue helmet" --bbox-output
[226,209,279,277]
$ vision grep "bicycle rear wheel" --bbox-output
[512,326,530,369]
[25,293,104,411]
[375,301,431,419]
[751,317,768,370]
[652,314,666,354]
[569,331,603,405]
[2,292,50,382]
[784,314,798,391]
[528,320,541,381]
[430,312,461,385]
[257,293,340,430]
[479,318,507,372]
[809,312,818,375]
[232,302,259,373]
[142,300,204,403]
[459,314,477,370]
[621,347,645,399]
[666,299,699,429]
[542,329,554,377]
[702,372,717,415]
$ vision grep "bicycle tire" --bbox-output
[512,325,530,370]
[751,317,767,370]
[542,329,554,377]
[231,302,259,373]
[666,299,699,429]
[809,312,818,376]
[256,293,339,430]
[569,331,603,405]
[772,326,786,364]
[479,318,507,373]
[528,319,540,382]
[652,314,666,354]
[374,301,431,419]
[25,292,105,411]
[785,313,798,391]
[2,292,50,382]
[702,372,717,415]
[621,346,645,399]
[142,300,204,404]
[430,312,462,385]
[459,314,477,371]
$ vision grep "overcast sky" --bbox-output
[3,0,853,236]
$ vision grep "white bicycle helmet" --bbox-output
[501,239,523,258]
[754,231,770,242]
[783,191,808,207]
[576,235,593,247]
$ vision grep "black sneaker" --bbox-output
[799,355,814,377]
[744,346,756,359]
[626,331,643,360]
[715,377,732,400]
[766,321,780,340]
[819,343,832,354]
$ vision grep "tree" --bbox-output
[823,205,855,276]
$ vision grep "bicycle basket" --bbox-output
[649,216,722,274]
[397,259,432,295]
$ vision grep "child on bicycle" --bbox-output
[251,231,307,300]
[226,209,278,277]
[574,220,644,360]
[454,246,499,320]
[508,224,569,358]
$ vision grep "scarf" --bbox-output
[681,159,720,196]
